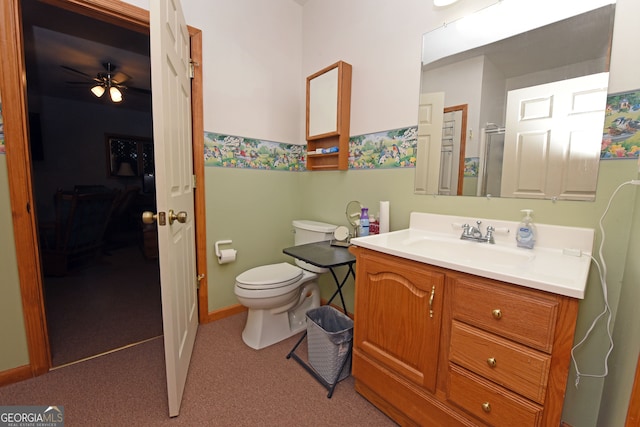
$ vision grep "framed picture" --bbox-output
[105,134,153,178]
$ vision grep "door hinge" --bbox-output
[189,59,198,79]
[192,174,197,188]
[197,274,205,289]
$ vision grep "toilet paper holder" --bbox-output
[215,240,237,264]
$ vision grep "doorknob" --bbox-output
[142,211,161,224]
[168,210,187,225]
[142,210,186,226]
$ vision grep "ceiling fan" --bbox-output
[63,62,150,103]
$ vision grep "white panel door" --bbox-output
[438,110,462,195]
[415,92,445,194]
[501,73,608,200]
[150,0,198,417]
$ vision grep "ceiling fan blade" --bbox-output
[60,65,94,80]
[112,71,130,85]
[65,81,94,85]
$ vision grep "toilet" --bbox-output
[234,220,337,350]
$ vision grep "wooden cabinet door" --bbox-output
[354,250,445,393]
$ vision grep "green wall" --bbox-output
[597,168,640,426]
[0,156,29,371]
[205,167,302,309]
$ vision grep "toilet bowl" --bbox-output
[235,263,320,349]
[234,220,337,350]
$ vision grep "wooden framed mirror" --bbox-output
[305,61,352,171]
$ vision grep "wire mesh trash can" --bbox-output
[306,306,353,385]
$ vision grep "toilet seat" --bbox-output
[235,262,303,290]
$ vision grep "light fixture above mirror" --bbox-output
[433,0,460,6]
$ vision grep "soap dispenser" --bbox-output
[516,209,537,249]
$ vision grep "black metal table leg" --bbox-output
[286,331,307,359]
[286,330,352,399]
[326,263,355,315]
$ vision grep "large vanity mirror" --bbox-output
[415,0,616,200]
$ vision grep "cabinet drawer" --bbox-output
[448,364,543,427]
[451,275,559,352]
[450,320,551,403]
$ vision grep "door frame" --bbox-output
[443,104,467,196]
[0,0,207,381]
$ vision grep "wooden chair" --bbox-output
[40,189,119,276]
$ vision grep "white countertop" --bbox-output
[350,212,595,299]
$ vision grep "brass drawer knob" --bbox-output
[482,402,491,413]
[487,357,497,368]
[491,309,502,319]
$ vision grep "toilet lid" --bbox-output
[235,262,303,290]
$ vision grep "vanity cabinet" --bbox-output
[305,61,352,171]
[351,247,579,427]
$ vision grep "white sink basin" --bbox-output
[402,235,535,267]
[350,212,595,299]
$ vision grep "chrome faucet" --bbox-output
[460,221,495,244]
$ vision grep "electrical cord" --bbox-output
[570,180,639,387]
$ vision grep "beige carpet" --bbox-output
[0,311,397,426]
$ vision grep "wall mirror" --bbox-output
[105,134,154,178]
[308,66,339,138]
[415,0,616,200]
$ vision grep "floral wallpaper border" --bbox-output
[204,126,421,171]
[204,132,305,171]
[348,127,417,169]
[601,89,640,159]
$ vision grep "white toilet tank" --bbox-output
[292,220,336,245]
[292,220,337,273]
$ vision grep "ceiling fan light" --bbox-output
[109,86,123,103]
[91,85,105,98]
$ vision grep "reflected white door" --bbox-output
[438,109,462,195]
[501,73,608,201]
[150,0,198,417]
[415,92,444,194]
